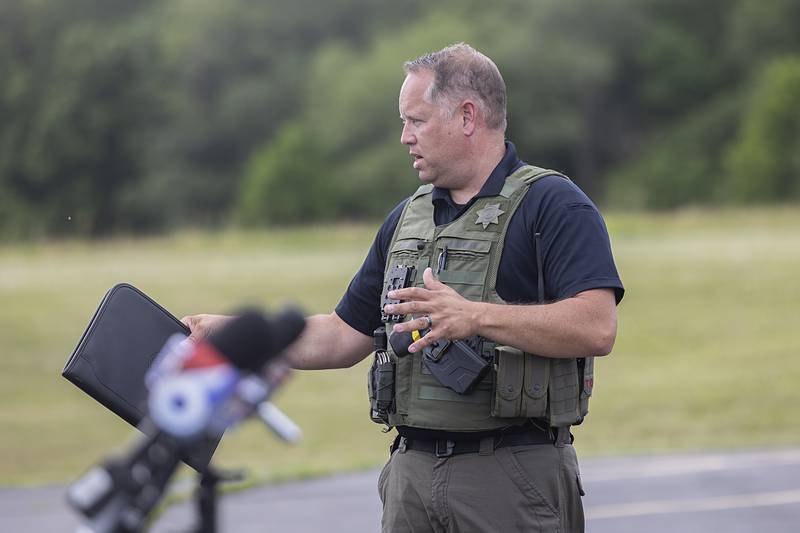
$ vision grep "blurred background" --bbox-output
[1,0,799,489]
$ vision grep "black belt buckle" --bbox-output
[435,439,455,458]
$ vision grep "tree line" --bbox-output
[1,0,798,238]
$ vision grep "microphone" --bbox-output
[147,308,305,441]
[206,309,305,373]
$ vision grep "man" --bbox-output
[184,43,623,532]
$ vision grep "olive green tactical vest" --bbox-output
[381,165,594,431]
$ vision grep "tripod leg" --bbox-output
[194,468,219,533]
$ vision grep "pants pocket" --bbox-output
[377,452,394,505]
[495,446,560,519]
[559,445,586,532]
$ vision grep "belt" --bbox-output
[392,426,561,458]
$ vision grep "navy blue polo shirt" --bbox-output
[335,141,624,337]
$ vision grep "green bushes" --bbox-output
[607,55,800,209]
[606,92,743,209]
[236,122,332,225]
[725,56,800,203]
[3,0,800,238]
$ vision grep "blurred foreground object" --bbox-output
[67,309,306,533]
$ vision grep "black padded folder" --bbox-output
[62,283,220,471]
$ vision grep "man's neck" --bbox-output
[448,138,506,205]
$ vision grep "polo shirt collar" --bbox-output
[431,141,522,207]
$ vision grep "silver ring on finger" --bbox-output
[422,315,433,329]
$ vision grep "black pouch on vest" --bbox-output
[368,358,395,424]
[423,339,490,395]
[62,283,220,471]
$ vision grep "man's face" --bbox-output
[398,71,464,187]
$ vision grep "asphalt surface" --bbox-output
[3,448,799,532]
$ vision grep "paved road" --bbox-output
[3,448,800,532]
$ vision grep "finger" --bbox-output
[408,330,437,353]
[387,287,431,300]
[393,315,432,333]
[182,316,204,340]
[383,300,430,316]
[422,267,445,289]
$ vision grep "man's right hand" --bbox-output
[181,314,233,341]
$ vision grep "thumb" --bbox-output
[423,267,445,289]
[181,315,196,330]
[181,315,201,341]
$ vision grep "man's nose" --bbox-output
[400,123,415,145]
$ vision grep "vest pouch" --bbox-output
[392,347,412,417]
[491,345,524,417]
[548,358,582,427]
[521,353,549,418]
[388,239,427,282]
[578,357,594,422]
[368,355,395,425]
[368,356,376,408]
[435,237,491,302]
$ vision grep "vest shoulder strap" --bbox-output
[385,186,434,271]
[499,165,569,198]
[485,166,569,299]
[411,184,434,200]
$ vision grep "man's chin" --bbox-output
[417,171,436,185]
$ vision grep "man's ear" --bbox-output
[461,101,477,136]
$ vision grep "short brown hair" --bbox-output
[404,43,507,131]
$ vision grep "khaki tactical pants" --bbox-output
[378,442,585,533]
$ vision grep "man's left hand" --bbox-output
[384,267,479,353]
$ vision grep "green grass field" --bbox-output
[1,209,799,487]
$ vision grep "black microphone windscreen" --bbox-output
[207,309,305,373]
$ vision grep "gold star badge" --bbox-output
[475,203,505,229]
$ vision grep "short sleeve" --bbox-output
[534,177,624,303]
[496,175,624,304]
[335,199,408,336]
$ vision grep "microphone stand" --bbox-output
[195,467,245,533]
[67,420,239,533]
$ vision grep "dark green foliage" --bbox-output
[604,0,800,209]
[236,122,331,225]
[726,0,800,72]
[725,56,800,203]
[606,92,743,209]
[0,0,163,237]
[2,0,800,238]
